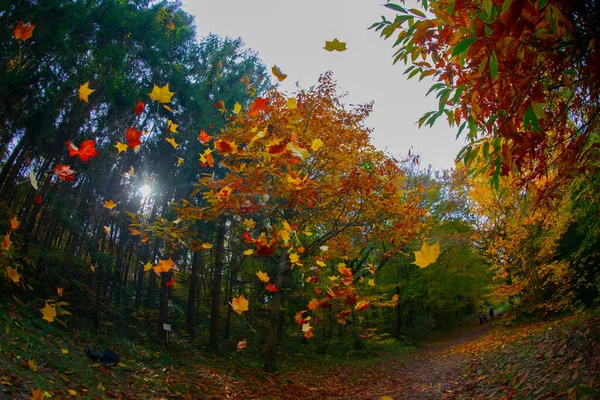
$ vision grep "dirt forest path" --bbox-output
[320,321,496,400]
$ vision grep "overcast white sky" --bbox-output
[182,0,463,170]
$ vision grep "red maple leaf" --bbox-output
[54,164,76,182]
[34,196,42,204]
[248,97,268,117]
[135,100,145,116]
[65,140,98,163]
[13,21,35,41]
[126,127,142,149]
[166,278,176,287]
[242,231,252,244]
[265,283,279,292]
[215,139,237,154]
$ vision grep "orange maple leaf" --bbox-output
[2,233,12,251]
[31,388,43,400]
[307,298,320,311]
[153,258,175,275]
[66,140,98,163]
[248,97,268,117]
[266,140,289,155]
[337,309,352,324]
[54,164,76,182]
[355,300,370,311]
[256,271,270,283]
[230,295,249,314]
[198,129,212,144]
[10,216,20,230]
[126,127,142,149]
[237,339,248,350]
[13,21,35,41]
[103,200,117,209]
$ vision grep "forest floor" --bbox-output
[1,303,599,399]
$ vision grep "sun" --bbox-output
[139,184,152,199]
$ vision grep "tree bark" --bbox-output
[187,251,200,336]
[264,250,288,372]
[209,215,226,353]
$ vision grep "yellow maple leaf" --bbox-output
[60,348,68,354]
[413,241,441,269]
[114,141,128,154]
[287,97,297,109]
[2,233,12,251]
[271,65,287,81]
[148,84,175,103]
[311,138,324,151]
[201,242,212,249]
[324,38,347,52]
[256,271,270,283]
[68,389,77,396]
[368,278,375,287]
[143,262,152,272]
[316,260,326,267]
[243,218,256,229]
[289,253,300,264]
[243,249,254,256]
[165,137,178,149]
[233,102,242,115]
[90,265,96,272]
[40,303,56,323]
[78,81,95,103]
[10,216,20,230]
[177,157,184,165]
[28,359,38,372]
[97,382,106,391]
[167,120,178,133]
[104,199,117,209]
[6,267,20,284]
[230,295,249,314]
[103,226,111,235]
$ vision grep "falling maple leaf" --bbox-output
[215,139,237,154]
[355,300,370,311]
[104,200,117,209]
[165,277,176,287]
[34,196,42,204]
[57,287,63,297]
[90,265,96,272]
[368,279,376,287]
[40,302,56,322]
[265,283,279,292]
[114,141,128,154]
[163,104,175,112]
[66,140,98,162]
[103,226,111,235]
[13,21,35,41]
[233,102,242,114]
[324,38,347,52]
[54,164,76,182]
[271,65,287,81]
[154,258,175,275]
[148,84,175,103]
[6,267,20,284]
[135,100,145,115]
[10,216,20,230]
[337,309,352,324]
[248,97,268,117]
[308,298,320,311]
[198,130,212,144]
[60,348,68,354]
[304,328,314,339]
[413,240,440,268]
[237,339,248,350]
[267,140,288,155]
[165,137,178,149]
[143,262,152,272]
[177,157,184,165]
[256,271,270,283]
[126,127,142,149]
[230,295,249,314]
[166,120,178,133]
[78,81,95,103]
[243,218,256,229]
[243,249,254,256]
[68,390,77,396]
[392,294,400,302]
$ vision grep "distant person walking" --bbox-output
[489,307,495,320]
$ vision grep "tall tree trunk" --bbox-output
[157,272,171,345]
[209,216,226,353]
[264,250,288,372]
[186,251,200,337]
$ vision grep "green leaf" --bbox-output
[524,106,540,133]
[452,37,476,57]
[384,3,407,13]
[490,51,498,80]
